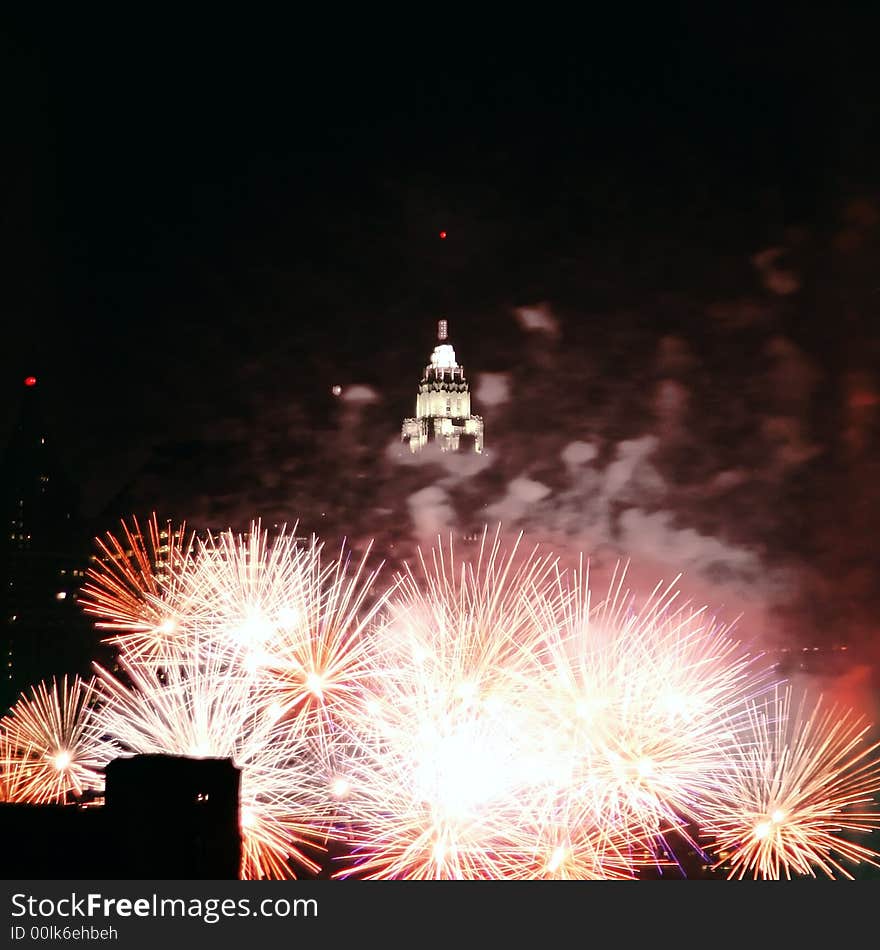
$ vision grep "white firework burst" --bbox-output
[700,685,880,879]
[0,675,105,804]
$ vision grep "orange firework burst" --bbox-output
[180,525,388,744]
[700,685,880,879]
[0,676,105,804]
[79,513,195,658]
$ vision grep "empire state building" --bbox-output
[401,320,484,454]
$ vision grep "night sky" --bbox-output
[3,9,880,708]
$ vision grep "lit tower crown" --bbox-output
[401,321,484,454]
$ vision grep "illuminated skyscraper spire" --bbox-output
[401,321,484,454]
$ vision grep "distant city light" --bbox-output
[24,376,37,387]
[331,385,343,397]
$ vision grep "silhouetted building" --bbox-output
[0,377,98,713]
[105,754,241,878]
[0,754,241,878]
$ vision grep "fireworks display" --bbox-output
[699,686,880,879]
[330,530,563,879]
[2,518,879,880]
[79,513,196,659]
[0,675,105,805]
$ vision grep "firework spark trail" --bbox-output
[235,716,352,880]
[511,557,779,871]
[169,521,310,664]
[331,529,575,879]
[700,685,880,879]
[334,686,546,879]
[486,787,646,880]
[79,514,195,659]
[250,536,389,746]
[164,523,389,758]
[90,637,342,879]
[0,731,13,803]
[374,527,560,702]
[0,676,105,804]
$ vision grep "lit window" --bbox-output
[55,592,67,600]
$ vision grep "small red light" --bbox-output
[439,231,447,240]
[24,376,37,387]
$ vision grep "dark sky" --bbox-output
[3,8,880,692]
[6,9,877,372]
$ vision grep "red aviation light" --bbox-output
[24,376,37,387]
[439,231,447,240]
